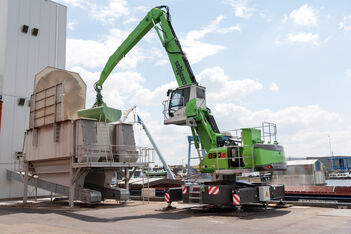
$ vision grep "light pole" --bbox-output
[328,135,334,157]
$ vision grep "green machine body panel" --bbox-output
[199,127,287,173]
[242,128,263,169]
[199,147,228,173]
[253,145,286,171]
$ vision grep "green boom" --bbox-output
[93,6,197,107]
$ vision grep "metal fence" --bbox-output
[225,122,277,144]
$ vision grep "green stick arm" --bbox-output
[154,6,197,87]
[94,6,197,106]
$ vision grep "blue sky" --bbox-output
[57,0,351,164]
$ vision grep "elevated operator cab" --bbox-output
[163,84,206,125]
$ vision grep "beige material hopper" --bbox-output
[29,66,86,128]
[22,67,149,205]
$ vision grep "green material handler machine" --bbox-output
[79,6,287,207]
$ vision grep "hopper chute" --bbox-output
[77,105,121,122]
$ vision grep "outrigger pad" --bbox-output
[77,106,122,122]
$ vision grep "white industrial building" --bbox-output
[0,0,66,199]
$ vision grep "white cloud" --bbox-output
[69,63,351,163]
[58,0,132,25]
[213,104,339,127]
[281,15,288,24]
[89,0,130,25]
[134,6,148,13]
[289,4,318,26]
[120,66,263,108]
[287,32,319,45]
[134,119,191,165]
[258,11,272,22]
[346,69,351,78]
[102,71,145,109]
[183,42,225,65]
[138,100,349,163]
[124,17,138,25]
[212,103,348,158]
[184,15,240,42]
[68,66,146,109]
[66,39,107,69]
[275,32,320,46]
[269,82,279,91]
[155,59,169,66]
[58,0,86,8]
[131,82,177,107]
[67,20,77,31]
[66,28,162,70]
[223,0,256,19]
[339,15,351,32]
[182,16,240,64]
[66,14,238,69]
[197,67,263,102]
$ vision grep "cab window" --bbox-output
[196,87,205,99]
[169,87,190,117]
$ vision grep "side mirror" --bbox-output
[166,89,172,96]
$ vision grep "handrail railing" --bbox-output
[224,122,277,144]
[75,144,155,164]
[162,96,184,120]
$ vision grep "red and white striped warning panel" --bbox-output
[208,186,219,195]
[233,194,240,205]
[182,186,187,195]
[164,192,170,202]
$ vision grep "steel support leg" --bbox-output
[69,165,75,207]
[187,137,191,180]
[23,162,29,204]
[35,180,38,202]
[125,167,129,190]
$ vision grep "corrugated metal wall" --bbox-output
[0,0,66,199]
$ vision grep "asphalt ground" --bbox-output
[0,199,350,234]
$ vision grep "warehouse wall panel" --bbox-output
[0,0,66,199]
